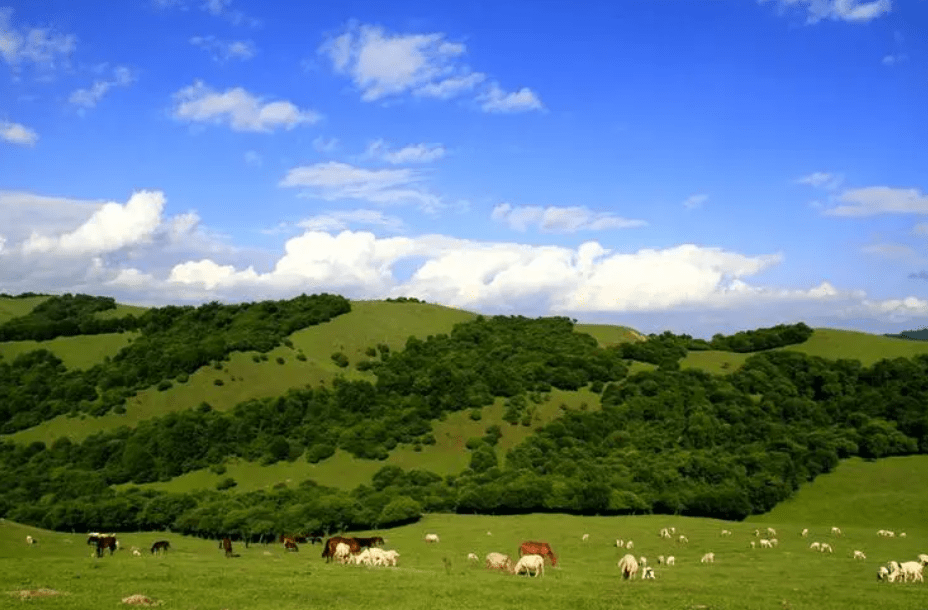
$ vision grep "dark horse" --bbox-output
[355,536,385,549]
[321,536,361,562]
[150,540,170,554]
[87,534,118,558]
[220,537,233,558]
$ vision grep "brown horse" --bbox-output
[321,537,360,562]
[150,540,170,554]
[221,537,233,558]
[354,536,385,549]
[519,541,558,567]
[283,537,299,552]
[88,534,118,557]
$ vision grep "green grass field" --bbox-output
[0,332,138,370]
[0,295,49,324]
[4,464,927,610]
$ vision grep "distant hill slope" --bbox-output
[0,295,49,324]
[747,455,928,531]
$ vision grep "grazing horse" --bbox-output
[283,538,299,552]
[519,541,558,567]
[322,537,361,562]
[88,534,118,557]
[354,536,385,549]
[150,540,170,554]
[221,537,233,558]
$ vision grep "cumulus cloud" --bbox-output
[69,66,135,110]
[761,0,892,24]
[822,187,928,216]
[365,139,446,164]
[318,22,542,112]
[683,194,708,209]
[0,120,38,146]
[172,81,321,132]
[280,161,442,212]
[21,190,166,256]
[190,35,255,61]
[0,7,76,69]
[797,171,843,190]
[491,203,647,233]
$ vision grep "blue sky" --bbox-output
[1,0,927,339]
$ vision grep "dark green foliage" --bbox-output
[213,379,224,386]
[216,477,237,490]
[296,353,307,362]
[0,294,351,431]
[469,408,482,421]
[884,326,928,341]
[156,380,172,391]
[331,352,349,367]
[365,347,377,357]
[276,357,285,365]
[0,293,140,341]
[384,297,425,303]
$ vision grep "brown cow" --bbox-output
[221,537,233,558]
[321,537,361,562]
[519,541,558,567]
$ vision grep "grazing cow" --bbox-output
[25,536,35,545]
[284,538,299,552]
[486,552,513,571]
[221,537,233,558]
[322,537,361,562]
[150,540,170,555]
[513,554,545,577]
[519,541,558,567]
[424,533,440,543]
[87,533,118,557]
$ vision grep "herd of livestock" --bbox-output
[23,525,927,583]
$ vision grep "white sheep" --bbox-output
[666,556,675,566]
[25,536,34,545]
[486,531,492,536]
[801,528,809,537]
[900,532,907,538]
[918,554,928,566]
[750,541,756,549]
[670,527,676,534]
[486,552,512,571]
[766,527,777,537]
[678,535,688,544]
[467,552,479,562]
[877,566,890,581]
[754,529,760,537]
[831,526,842,536]
[700,552,715,563]
[770,538,779,547]
[639,556,647,566]
[900,561,924,583]
[424,533,440,543]
[369,548,389,566]
[809,542,822,551]
[642,566,655,579]
[720,529,732,536]
[618,553,639,580]
[383,549,400,567]
[615,539,625,548]
[626,540,634,550]
[820,543,833,553]
[659,528,671,539]
[853,550,866,560]
[582,533,589,542]
[513,554,544,577]
[352,549,373,566]
[760,539,771,548]
[657,555,665,565]
[132,549,141,557]
[334,542,351,564]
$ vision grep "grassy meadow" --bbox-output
[3,475,927,610]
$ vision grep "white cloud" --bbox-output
[761,0,892,24]
[169,259,259,289]
[365,139,446,164]
[796,171,843,190]
[280,161,442,212]
[683,194,708,209]
[881,53,906,65]
[190,35,256,61]
[0,120,38,146]
[823,187,928,216]
[492,203,647,233]
[478,83,544,114]
[22,190,166,256]
[244,150,262,166]
[171,81,321,132]
[69,66,135,110]
[297,209,405,233]
[0,7,76,68]
[912,223,928,237]
[318,22,541,112]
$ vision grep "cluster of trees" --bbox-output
[2,314,928,532]
[617,323,814,365]
[0,294,140,341]
[884,327,928,341]
[0,294,351,431]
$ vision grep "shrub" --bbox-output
[216,477,237,490]
[252,355,261,363]
[469,408,482,421]
[156,380,172,392]
[331,352,349,368]
[365,347,377,358]
[296,353,307,362]
[276,357,285,365]
[214,379,224,387]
